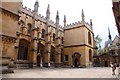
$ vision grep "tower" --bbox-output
[63,15,66,27]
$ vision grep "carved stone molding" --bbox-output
[16,31,22,36]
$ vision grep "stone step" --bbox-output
[16,63,29,69]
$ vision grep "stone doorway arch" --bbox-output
[72,52,81,67]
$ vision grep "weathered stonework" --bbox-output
[1,1,95,69]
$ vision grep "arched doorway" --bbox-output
[37,43,44,67]
[18,39,30,60]
[72,52,81,68]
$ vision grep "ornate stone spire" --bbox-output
[108,27,112,40]
[63,15,66,27]
[56,11,59,25]
[34,0,39,15]
[90,19,93,30]
[46,4,50,22]
[90,19,93,26]
[81,9,85,23]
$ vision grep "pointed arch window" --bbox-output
[27,23,32,34]
[41,29,45,38]
[53,33,55,41]
[88,32,92,45]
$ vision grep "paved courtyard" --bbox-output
[1,67,120,78]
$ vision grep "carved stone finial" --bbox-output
[56,11,59,25]
[90,19,93,26]
[81,9,85,23]
[63,15,66,27]
[46,4,50,21]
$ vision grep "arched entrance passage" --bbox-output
[72,52,81,67]
[37,43,45,67]
[18,39,30,60]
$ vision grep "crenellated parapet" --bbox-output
[18,5,34,17]
[64,21,93,31]
[19,4,64,32]
[58,25,64,32]
[36,14,46,22]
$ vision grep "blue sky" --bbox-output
[23,0,118,48]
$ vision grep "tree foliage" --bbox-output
[95,35,102,49]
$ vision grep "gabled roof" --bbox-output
[111,35,120,46]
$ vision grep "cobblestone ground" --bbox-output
[1,67,120,78]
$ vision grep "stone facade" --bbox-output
[1,1,94,68]
[112,0,120,36]
[64,21,94,67]
[93,35,120,67]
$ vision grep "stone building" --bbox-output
[93,28,120,67]
[112,0,120,36]
[64,10,94,67]
[1,0,94,68]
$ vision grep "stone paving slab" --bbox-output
[1,67,120,79]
